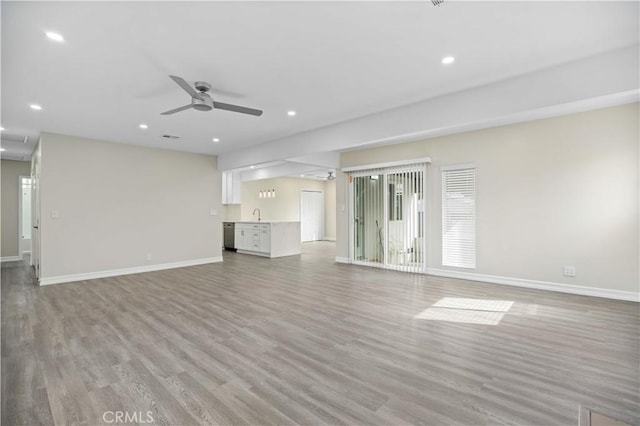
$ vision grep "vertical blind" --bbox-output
[347,164,426,273]
[351,167,387,267]
[442,165,476,268]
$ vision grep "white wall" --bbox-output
[1,159,31,258]
[338,103,639,295]
[38,133,221,281]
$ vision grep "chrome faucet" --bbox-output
[252,208,261,221]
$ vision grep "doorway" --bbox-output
[300,190,324,242]
[18,176,32,258]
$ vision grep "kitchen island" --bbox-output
[234,221,301,258]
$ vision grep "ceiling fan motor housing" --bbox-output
[192,95,213,111]
[194,81,211,92]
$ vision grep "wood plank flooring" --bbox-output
[2,242,639,425]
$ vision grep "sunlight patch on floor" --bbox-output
[414,297,514,325]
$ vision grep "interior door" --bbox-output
[300,190,324,242]
[19,177,32,257]
[31,161,40,277]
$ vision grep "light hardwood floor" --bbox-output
[2,242,639,425]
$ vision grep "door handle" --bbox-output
[33,226,39,229]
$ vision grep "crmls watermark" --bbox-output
[102,411,154,424]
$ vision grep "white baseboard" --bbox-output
[0,255,22,262]
[39,257,223,286]
[335,257,351,264]
[426,268,639,302]
[324,237,336,242]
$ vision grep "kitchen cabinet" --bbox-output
[259,224,271,253]
[235,223,262,252]
[233,221,301,258]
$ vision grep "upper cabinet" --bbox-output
[222,171,242,205]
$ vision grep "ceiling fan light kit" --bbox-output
[161,75,263,117]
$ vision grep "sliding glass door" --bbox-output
[349,164,427,272]
[353,174,385,265]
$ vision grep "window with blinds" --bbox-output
[442,165,476,268]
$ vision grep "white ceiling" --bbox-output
[2,1,639,167]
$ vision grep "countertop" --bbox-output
[232,221,300,224]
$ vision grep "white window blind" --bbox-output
[442,166,476,268]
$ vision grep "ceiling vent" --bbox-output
[431,0,445,6]
[161,134,180,139]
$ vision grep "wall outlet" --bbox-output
[146,253,152,261]
[563,265,576,277]
[210,209,218,216]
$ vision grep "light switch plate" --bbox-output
[51,210,59,220]
[210,209,218,216]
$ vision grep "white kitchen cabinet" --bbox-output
[259,224,271,253]
[234,227,244,250]
[222,171,242,205]
[235,223,260,251]
[233,221,300,258]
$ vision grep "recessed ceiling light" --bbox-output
[46,31,64,42]
[250,165,255,169]
[30,104,42,110]
[287,110,296,116]
[139,124,148,129]
[212,138,220,143]
[0,127,4,131]
[441,56,455,65]
[0,148,5,152]
[300,174,305,177]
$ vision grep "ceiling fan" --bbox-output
[161,75,263,116]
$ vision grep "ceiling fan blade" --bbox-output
[168,75,198,97]
[213,101,263,116]
[161,104,193,115]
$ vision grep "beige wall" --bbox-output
[39,133,221,279]
[241,177,336,239]
[324,178,336,240]
[338,103,639,293]
[221,204,241,222]
[1,160,31,258]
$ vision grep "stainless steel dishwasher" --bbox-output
[223,222,236,251]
